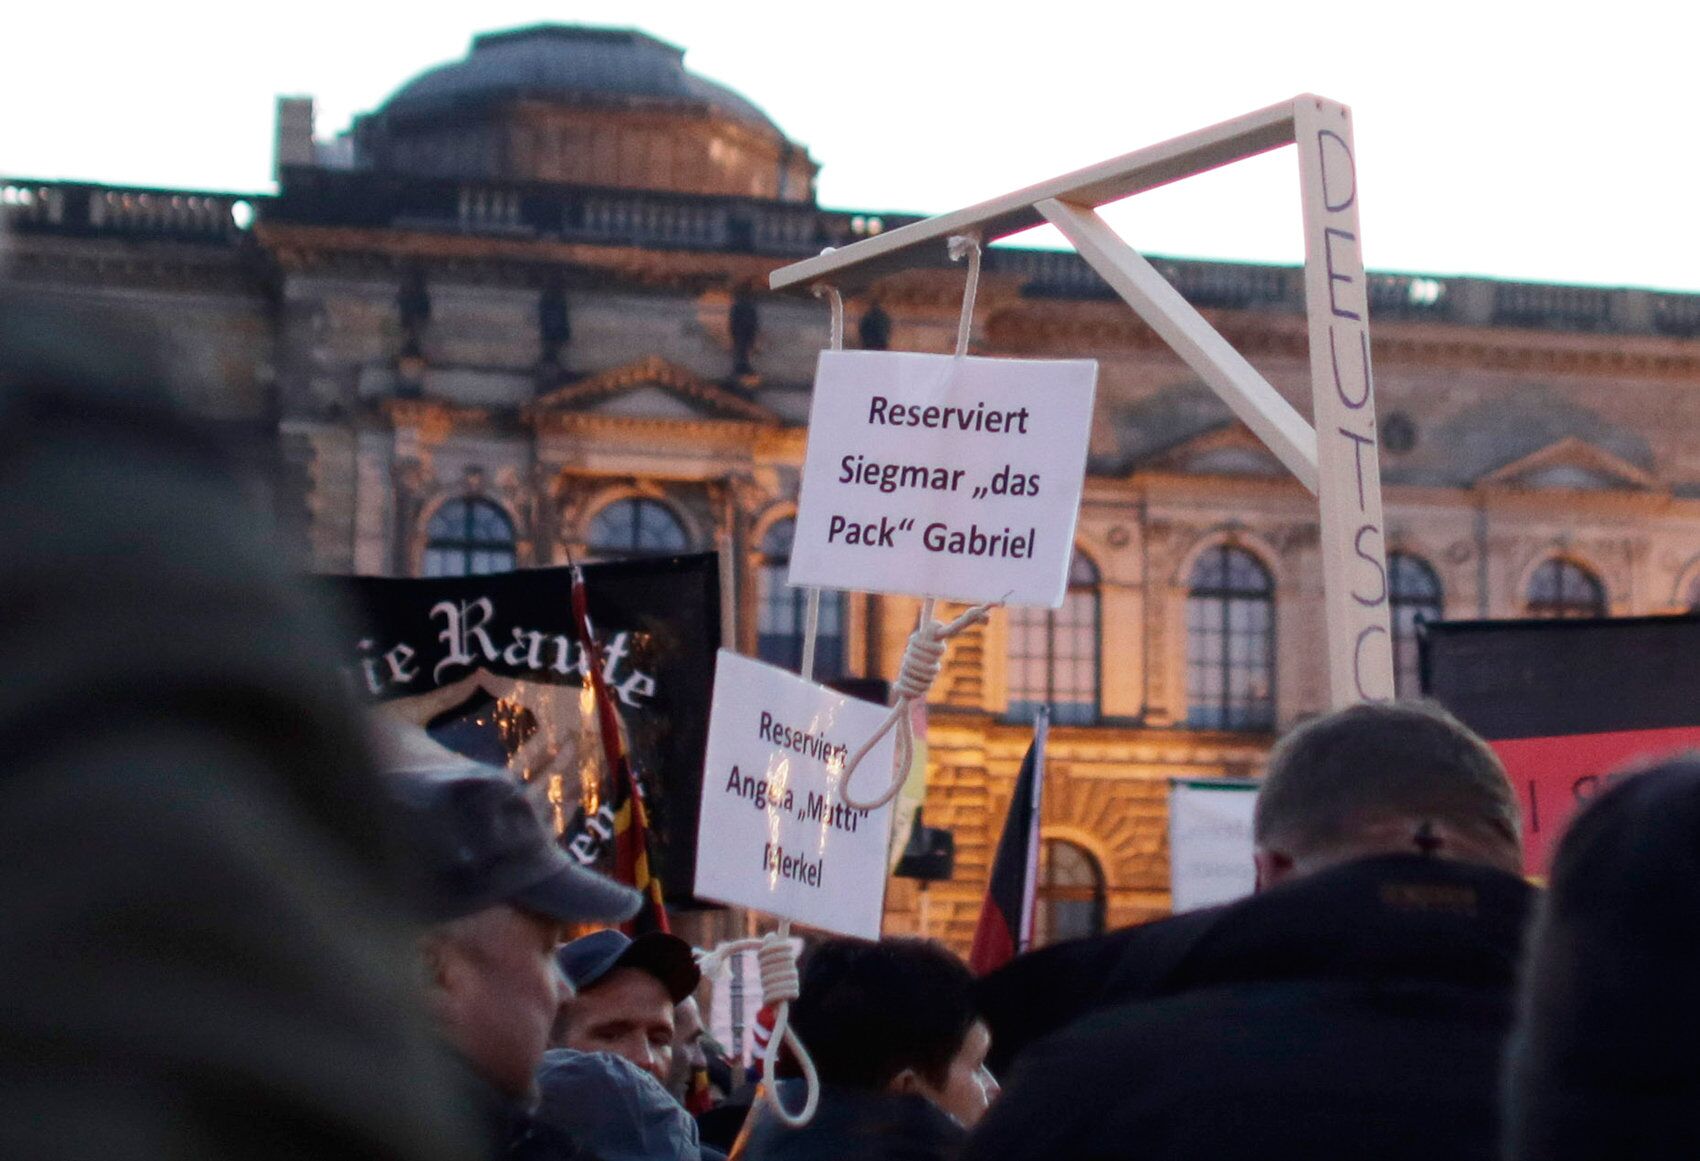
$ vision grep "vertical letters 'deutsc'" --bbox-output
[1301,104,1394,705]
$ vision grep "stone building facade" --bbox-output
[6,24,1700,953]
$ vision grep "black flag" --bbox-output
[331,554,720,904]
[1423,612,1700,875]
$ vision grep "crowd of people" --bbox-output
[7,292,1700,1160]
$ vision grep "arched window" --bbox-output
[1187,545,1275,731]
[422,497,516,577]
[1389,553,1444,698]
[586,497,688,558]
[1035,839,1106,947]
[1526,558,1606,619]
[757,518,846,677]
[1006,550,1100,726]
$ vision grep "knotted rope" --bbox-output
[700,242,990,1129]
[837,598,992,811]
[696,924,819,1127]
[948,233,982,358]
[813,275,845,355]
[690,268,847,1131]
[795,269,846,683]
[836,235,993,811]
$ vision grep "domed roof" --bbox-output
[379,25,785,138]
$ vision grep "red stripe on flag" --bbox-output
[751,1004,777,1075]
[968,902,1016,976]
[570,565,669,934]
[1495,725,1700,875]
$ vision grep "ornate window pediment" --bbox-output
[527,354,780,425]
[1141,424,1286,480]
[1477,436,1660,493]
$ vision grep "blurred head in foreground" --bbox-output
[792,937,999,1128]
[1253,700,1522,890]
[0,289,467,1157]
[1504,754,1700,1161]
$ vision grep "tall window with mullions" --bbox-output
[1388,552,1444,697]
[1186,545,1275,731]
[756,518,845,677]
[586,497,688,559]
[422,497,517,577]
[1006,550,1100,726]
[1034,839,1107,946]
[1526,557,1607,619]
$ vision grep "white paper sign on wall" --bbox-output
[788,350,1098,608]
[1167,779,1260,913]
[694,649,896,938]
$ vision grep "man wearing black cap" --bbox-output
[553,929,702,1086]
[388,768,641,1158]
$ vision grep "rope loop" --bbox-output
[947,233,982,357]
[838,598,993,812]
[695,923,819,1128]
[755,936,801,1006]
[798,262,844,680]
[812,278,845,353]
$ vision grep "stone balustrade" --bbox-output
[2,179,251,242]
[4,169,1695,340]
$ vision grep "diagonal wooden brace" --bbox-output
[1036,197,1319,495]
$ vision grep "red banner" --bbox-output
[1493,726,1700,876]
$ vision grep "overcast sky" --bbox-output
[6,0,1698,291]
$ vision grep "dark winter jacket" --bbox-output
[448,1054,592,1161]
[742,1081,966,1161]
[966,853,1535,1161]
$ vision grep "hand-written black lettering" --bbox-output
[757,711,850,768]
[866,395,1031,435]
[1353,624,1392,702]
[801,790,866,834]
[1328,325,1372,410]
[989,464,1040,497]
[762,842,823,888]
[826,514,912,548]
[1336,426,1375,513]
[1352,524,1387,606]
[1573,770,1632,805]
[1317,129,1356,212]
[1323,228,1361,321]
[838,454,964,495]
[921,522,1034,559]
[724,764,795,813]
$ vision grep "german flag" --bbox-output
[969,709,1049,975]
[1423,612,1700,876]
[570,564,670,935]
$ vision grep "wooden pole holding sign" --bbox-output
[1294,98,1393,705]
[771,94,1393,710]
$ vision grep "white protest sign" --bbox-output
[789,350,1097,608]
[694,649,896,938]
[1168,779,1260,913]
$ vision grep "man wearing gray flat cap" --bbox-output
[387,761,641,1159]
